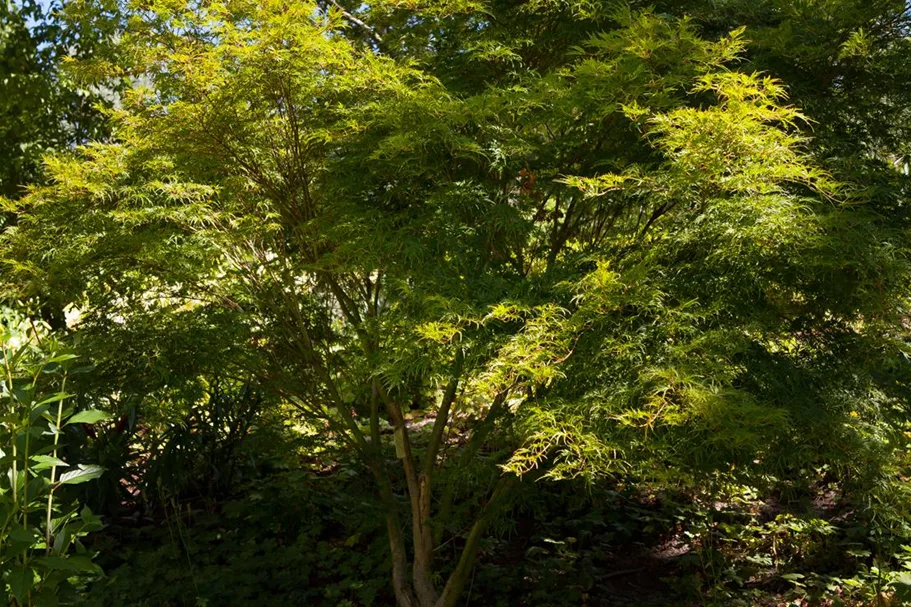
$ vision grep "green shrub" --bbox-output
[0,308,105,606]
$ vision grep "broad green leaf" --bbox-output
[9,525,38,543]
[45,354,78,364]
[34,554,101,573]
[31,455,69,471]
[53,528,71,555]
[66,410,111,425]
[7,566,36,604]
[58,464,105,485]
[35,392,73,407]
[30,403,50,423]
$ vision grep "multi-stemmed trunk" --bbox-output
[365,378,514,607]
[280,277,515,607]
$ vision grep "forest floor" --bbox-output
[79,467,884,607]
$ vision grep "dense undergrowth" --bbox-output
[3,318,911,605]
[74,407,911,607]
[80,476,911,606]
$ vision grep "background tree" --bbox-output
[0,0,118,200]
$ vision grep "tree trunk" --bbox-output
[369,366,512,607]
[378,471,516,607]
[435,476,514,607]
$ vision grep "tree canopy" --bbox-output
[3,1,911,605]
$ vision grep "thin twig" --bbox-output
[327,0,384,45]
